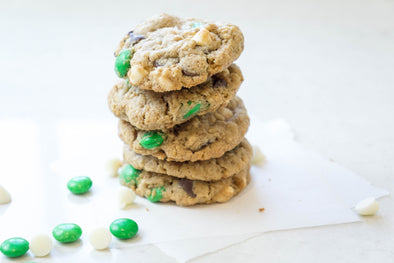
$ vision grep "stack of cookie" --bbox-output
[108,14,252,206]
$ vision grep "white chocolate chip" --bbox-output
[251,145,266,167]
[214,186,234,202]
[129,65,148,83]
[192,28,211,46]
[355,197,380,216]
[0,185,11,204]
[118,186,136,209]
[105,158,122,177]
[158,75,176,90]
[89,227,112,250]
[30,234,52,257]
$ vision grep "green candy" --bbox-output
[183,103,201,119]
[52,223,82,243]
[110,218,139,240]
[67,176,92,194]
[0,237,29,258]
[140,132,164,149]
[192,22,203,28]
[119,164,141,186]
[115,49,133,78]
[147,186,165,202]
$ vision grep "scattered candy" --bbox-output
[0,185,11,204]
[119,164,141,186]
[118,186,136,209]
[29,234,52,257]
[52,223,82,243]
[0,237,29,258]
[115,49,133,78]
[147,187,165,202]
[140,132,164,149]
[89,227,112,250]
[109,218,138,240]
[105,158,122,177]
[67,176,92,195]
[251,145,266,166]
[355,197,380,216]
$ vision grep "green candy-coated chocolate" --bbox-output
[67,176,92,194]
[0,237,29,258]
[192,22,202,28]
[147,186,165,202]
[119,164,141,186]
[115,49,133,78]
[183,103,201,119]
[109,218,139,240]
[52,223,82,243]
[140,132,164,149]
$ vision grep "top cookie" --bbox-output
[114,13,244,92]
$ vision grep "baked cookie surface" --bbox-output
[118,96,249,162]
[119,163,251,206]
[108,64,243,130]
[114,13,244,92]
[123,138,252,181]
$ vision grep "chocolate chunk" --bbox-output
[182,69,199,77]
[172,124,181,137]
[128,31,145,44]
[178,179,196,198]
[212,77,227,88]
[154,60,164,67]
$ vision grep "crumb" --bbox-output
[146,208,149,212]
[259,208,265,212]
[329,158,334,162]
[268,178,271,182]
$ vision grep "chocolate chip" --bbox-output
[182,69,199,77]
[172,125,181,136]
[212,77,227,88]
[128,31,145,44]
[154,60,164,67]
[178,178,196,198]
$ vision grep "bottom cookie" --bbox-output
[119,164,251,206]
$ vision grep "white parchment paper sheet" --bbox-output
[0,119,388,262]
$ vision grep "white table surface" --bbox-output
[1,0,393,262]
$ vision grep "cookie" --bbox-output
[118,97,249,162]
[120,163,250,206]
[114,13,244,92]
[122,138,252,181]
[108,64,243,130]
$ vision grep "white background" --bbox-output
[0,0,393,262]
